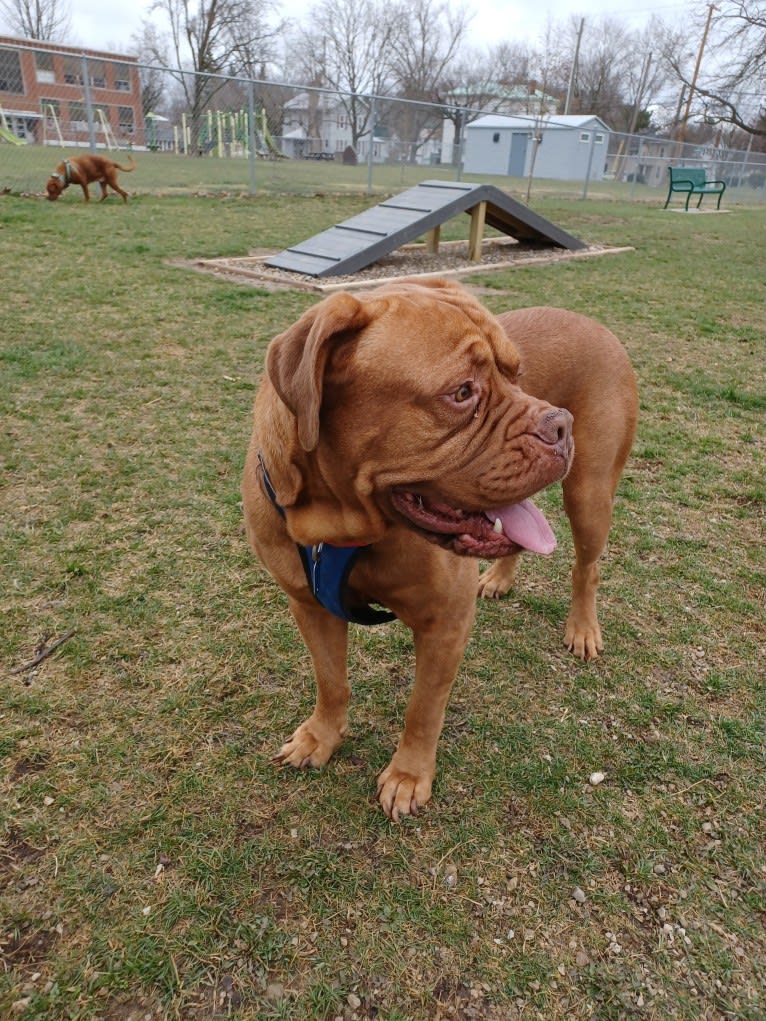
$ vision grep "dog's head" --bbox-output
[263,277,573,555]
[46,174,65,201]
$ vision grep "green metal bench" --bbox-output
[664,166,726,211]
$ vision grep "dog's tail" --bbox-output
[114,155,137,173]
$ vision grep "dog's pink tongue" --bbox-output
[486,500,557,554]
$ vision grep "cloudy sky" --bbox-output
[43,0,693,55]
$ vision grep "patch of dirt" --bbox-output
[0,923,58,967]
[0,829,46,877]
[9,752,50,782]
[183,237,631,293]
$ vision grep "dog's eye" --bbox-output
[453,382,475,403]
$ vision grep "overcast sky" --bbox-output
[9,0,692,55]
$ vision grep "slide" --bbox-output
[259,109,286,158]
[0,126,25,144]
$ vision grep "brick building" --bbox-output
[0,36,145,147]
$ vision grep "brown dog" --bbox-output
[242,278,637,820]
[478,305,638,659]
[46,154,135,202]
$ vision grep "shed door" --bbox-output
[508,132,528,176]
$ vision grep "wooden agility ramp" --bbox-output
[264,179,586,278]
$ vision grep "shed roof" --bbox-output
[468,114,611,132]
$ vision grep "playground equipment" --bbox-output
[257,108,284,158]
[95,107,117,149]
[0,125,24,144]
[175,107,286,157]
[0,105,26,144]
[41,104,65,146]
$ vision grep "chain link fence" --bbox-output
[2,41,765,204]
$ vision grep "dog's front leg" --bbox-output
[274,597,350,769]
[377,613,474,822]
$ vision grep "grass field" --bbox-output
[4,141,766,206]
[1,188,764,1021]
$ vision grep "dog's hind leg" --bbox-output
[273,599,350,769]
[110,183,129,203]
[561,455,626,660]
[105,171,129,202]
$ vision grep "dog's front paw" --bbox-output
[477,557,518,599]
[273,715,346,769]
[564,612,603,660]
[377,757,434,823]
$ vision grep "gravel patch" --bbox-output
[187,237,631,293]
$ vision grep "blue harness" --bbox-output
[258,454,396,626]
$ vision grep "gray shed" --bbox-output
[463,114,611,182]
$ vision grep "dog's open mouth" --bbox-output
[390,491,557,558]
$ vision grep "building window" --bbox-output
[69,101,87,131]
[579,131,590,143]
[0,47,24,93]
[492,132,501,143]
[62,57,81,85]
[89,61,106,88]
[595,133,604,144]
[35,51,55,85]
[113,63,131,91]
[118,106,134,134]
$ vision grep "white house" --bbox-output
[279,91,391,162]
[462,114,611,181]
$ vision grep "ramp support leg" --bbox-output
[468,201,486,262]
[425,225,441,254]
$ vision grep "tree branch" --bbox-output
[11,630,76,677]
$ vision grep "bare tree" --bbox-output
[619,18,681,134]
[388,0,472,161]
[551,16,634,124]
[436,42,532,112]
[668,0,766,137]
[0,0,70,41]
[434,43,532,165]
[149,0,281,151]
[132,21,170,117]
[291,0,396,149]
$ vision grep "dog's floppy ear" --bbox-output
[266,292,374,451]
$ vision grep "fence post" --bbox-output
[80,56,97,152]
[629,136,644,200]
[247,81,257,195]
[456,110,466,182]
[367,96,376,195]
[581,129,597,200]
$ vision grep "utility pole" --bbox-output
[677,2,716,142]
[564,18,585,115]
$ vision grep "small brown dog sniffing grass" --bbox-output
[242,277,638,821]
[45,154,135,202]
